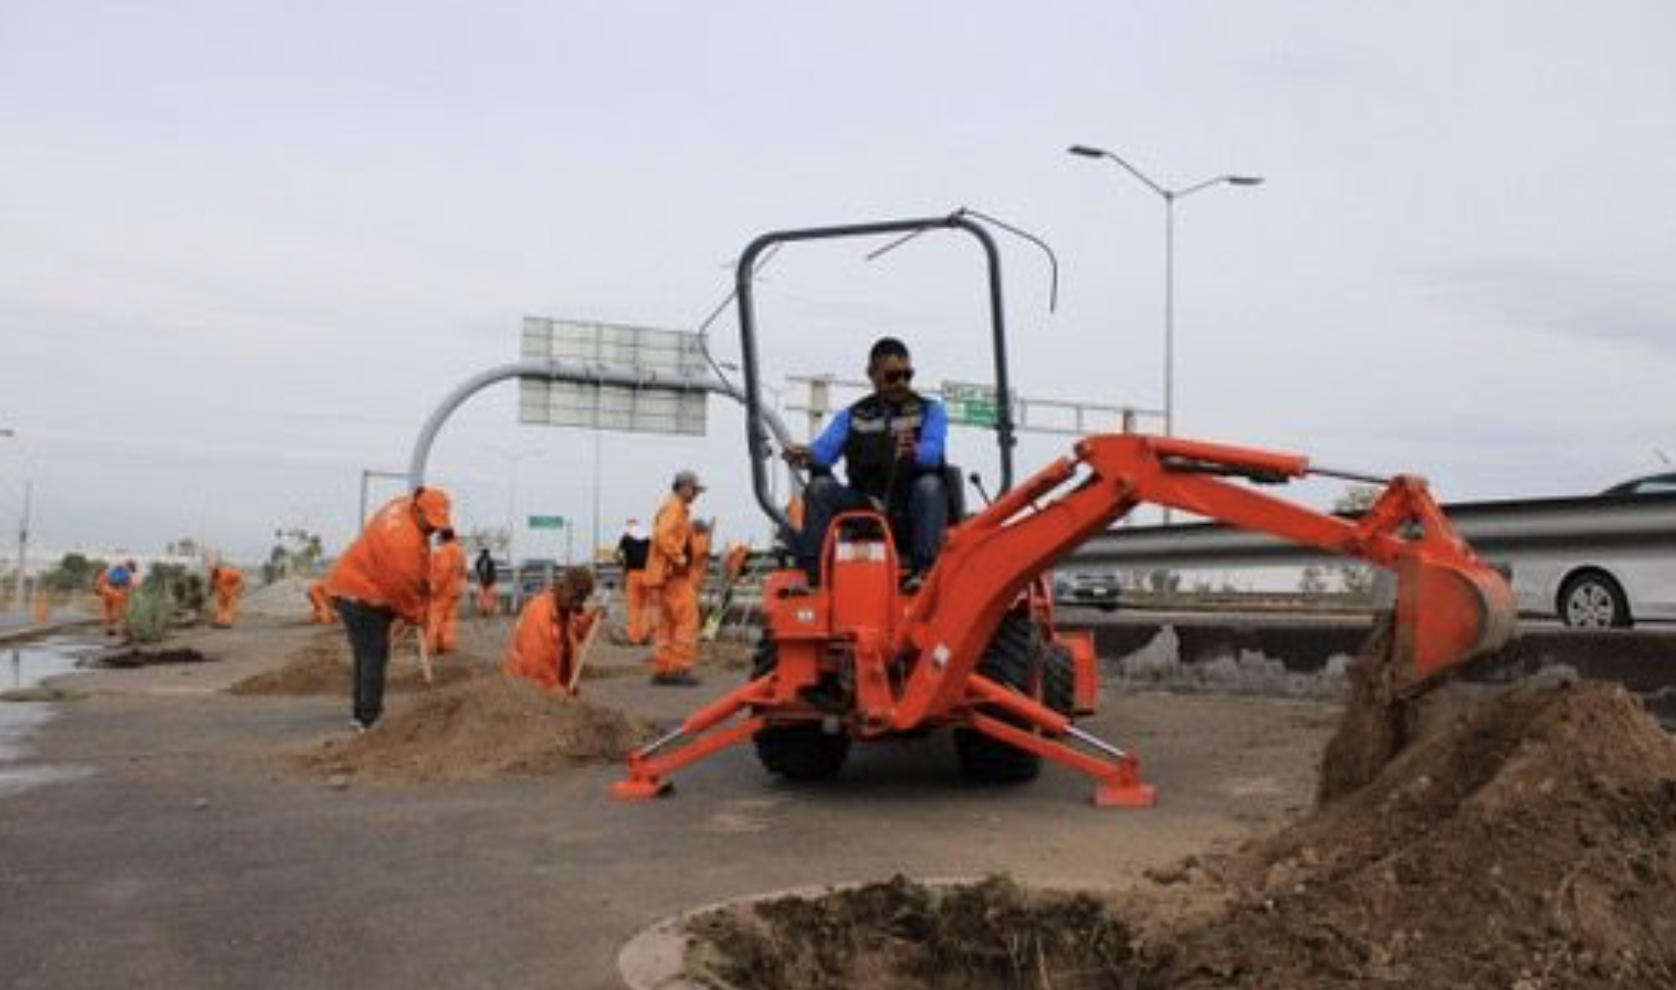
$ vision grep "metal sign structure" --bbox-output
[518,318,711,437]
[527,515,566,530]
[941,379,1004,429]
[786,374,1156,439]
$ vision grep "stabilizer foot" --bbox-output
[1093,779,1157,809]
[611,777,673,802]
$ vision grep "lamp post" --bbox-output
[480,444,543,612]
[1,430,27,613]
[1067,145,1262,444]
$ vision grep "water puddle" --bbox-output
[1,638,96,798]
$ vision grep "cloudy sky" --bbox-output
[2,1,1672,565]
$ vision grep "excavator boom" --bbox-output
[890,434,1514,727]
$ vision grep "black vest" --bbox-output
[843,392,931,500]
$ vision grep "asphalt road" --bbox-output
[0,615,1336,990]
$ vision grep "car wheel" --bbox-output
[1559,572,1631,629]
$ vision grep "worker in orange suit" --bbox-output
[644,470,704,686]
[425,529,466,655]
[325,486,451,730]
[95,559,139,636]
[208,563,245,627]
[615,518,653,646]
[307,579,336,624]
[501,567,599,696]
[723,542,750,585]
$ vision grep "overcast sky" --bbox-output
[2,1,1673,565]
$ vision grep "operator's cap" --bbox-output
[674,469,706,492]
[414,487,454,531]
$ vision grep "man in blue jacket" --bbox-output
[784,337,950,586]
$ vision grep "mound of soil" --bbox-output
[686,680,1676,989]
[230,637,474,696]
[292,675,657,782]
[1147,678,1676,989]
[685,875,1136,990]
[99,648,212,669]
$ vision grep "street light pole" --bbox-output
[1067,145,1262,443]
[481,445,543,612]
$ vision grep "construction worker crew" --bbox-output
[473,547,498,616]
[784,336,949,584]
[208,563,246,628]
[615,518,653,645]
[501,567,599,695]
[426,529,466,655]
[645,470,704,686]
[325,486,452,730]
[95,559,139,636]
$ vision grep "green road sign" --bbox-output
[527,515,566,529]
[942,380,1001,428]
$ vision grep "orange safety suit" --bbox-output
[325,496,432,624]
[644,494,698,675]
[210,566,245,627]
[723,543,750,584]
[95,565,136,634]
[425,540,466,655]
[307,579,336,624]
[501,594,598,695]
[625,569,654,646]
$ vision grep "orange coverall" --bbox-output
[325,496,432,625]
[501,594,598,695]
[210,566,245,627]
[625,569,654,645]
[645,494,698,675]
[307,579,336,623]
[425,540,465,655]
[96,566,136,634]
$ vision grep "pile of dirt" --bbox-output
[230,637,474,696]
[98,647,212,669]
[685,875,1137,990]
[1144,678,1676,988]
[686,679,1676,989]
[292,675,658,782]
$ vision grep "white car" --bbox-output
[1509,472,1676,628]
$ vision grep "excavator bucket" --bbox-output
[1390,551,1518,694]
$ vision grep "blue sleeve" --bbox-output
[808,408,851,469]
[916,401,947,468]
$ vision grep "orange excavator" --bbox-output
[613,215,1516,808]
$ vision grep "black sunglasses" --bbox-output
[882,367,915,384]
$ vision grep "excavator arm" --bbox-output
[890,434,1516,729]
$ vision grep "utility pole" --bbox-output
[13,481,30,611]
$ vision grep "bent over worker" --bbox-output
[501,567,598,695]
[96,559,139,636]
[644,470,704,686]
[426,529,466,655]
[325,487,451,730]
[208,563,245,628]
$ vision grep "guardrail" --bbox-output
[1065,491,1676,569]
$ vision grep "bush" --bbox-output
[123,588,175,645]
[143,563,206,617]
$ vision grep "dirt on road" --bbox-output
[292,674,658,782]
[228,634,476,696]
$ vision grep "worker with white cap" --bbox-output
[644,469,704,685]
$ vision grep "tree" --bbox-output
[261,527,326,582]
[1334,484,1382,598]
[40,553,105,593]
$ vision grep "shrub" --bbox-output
[123,587,174,645]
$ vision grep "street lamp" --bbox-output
[1067,144,1262,445]
[480,444,543,611]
